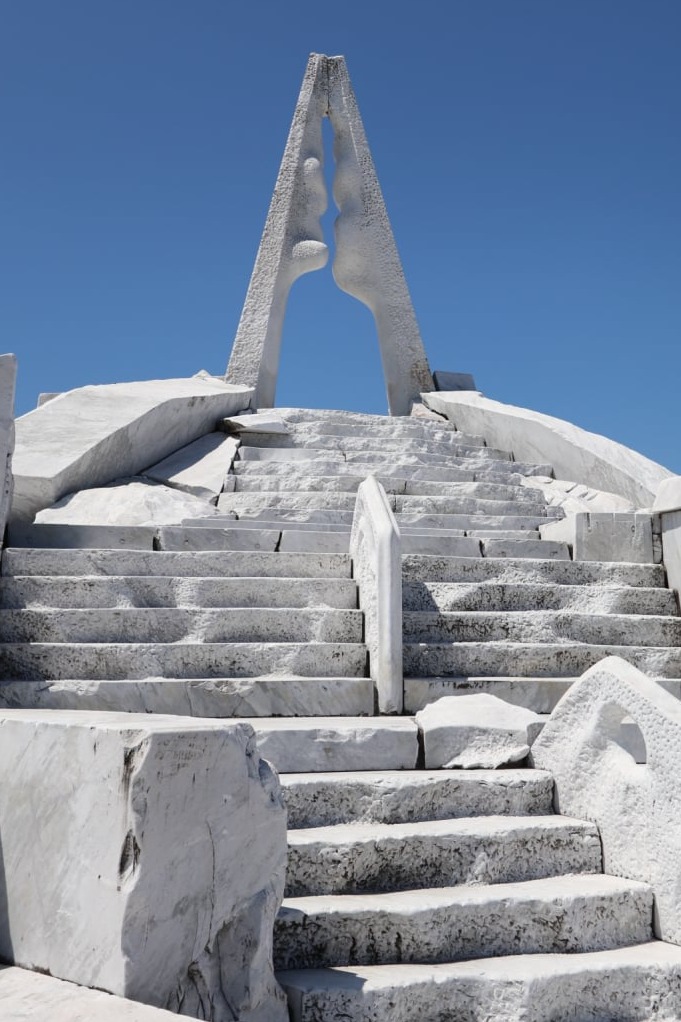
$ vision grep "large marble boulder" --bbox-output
[34,478,218,527]
[0,709,288,1022]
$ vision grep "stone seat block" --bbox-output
[285,815,601,897]
[0,708,287,1019]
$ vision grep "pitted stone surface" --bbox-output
[35,478,217,527]
[415,694,542,768]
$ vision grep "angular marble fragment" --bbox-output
[35,478,217,527]
[415,694,542,768]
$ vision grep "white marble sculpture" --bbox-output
[225,54,434,415]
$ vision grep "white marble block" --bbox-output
[142,432,238,500]
[11,376,252,523]
[540,511,654,563]
[35,478,218,527]
[415,694,542,768]
[0,709,288,1022]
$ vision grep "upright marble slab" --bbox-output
[0,353,16,545]
[0,709,288,1022]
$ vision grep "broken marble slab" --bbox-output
[142,432,239,500]
[221,410,290,435]
[11,376,252,523]
[415,694,542,768]
[540,512,655,563]
[34,478,218,527]
[0,708,288,1022]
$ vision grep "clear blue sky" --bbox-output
[2,1,680,470]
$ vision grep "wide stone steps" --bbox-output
[1,548,353,578]
[0,640,368,680]
[404,640,681,678]
[280,769,554,828]
[285,815,602,897]
[232,474,543,501]
[217,490,559,517]
[239,431,514,459]
[276,415,482,444]
[0,574,359,609]
[278,942,681,1022]
[237,445,552,476]
[184,509,552,531]
[403,609,681,646]
[232,457,544,484]
[274,873,653,970]
[0,607,364,644]
[403,580,677,614]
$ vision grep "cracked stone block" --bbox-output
[0,709,288,1022]
[416,694,542,768]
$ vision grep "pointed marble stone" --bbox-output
[225,54,329,407]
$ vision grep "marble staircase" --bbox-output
[3,406,681,1019]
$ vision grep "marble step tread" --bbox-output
[273,407,462,429]
[0,964,182,1020]
[0,607,364,644]
[402,580,677,615]
[278,941,681,1022]
[280,768,554,828]
[191,509,553,531]
[0,676,374,717]
[0,641,368,680]
[231,474,544,502]
[0,575,359,610]
[281,418,483,443]
[401,554,666,587]
[404,674,681,713]
[402,609,681,646]
[155,525,351,554]
[285,814,601,897]
[244,717,419,773]
[275,873,653,970]
[237,445,552,476]
[233,459,531,484]
[217,491,556,517]
[1,548,353,579]
[239,432,514,459]
[404,640,681,678]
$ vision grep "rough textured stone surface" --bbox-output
[280,943,681,1022]
[522,474,635,515]
[34,478,217,527]
[285,816,601,897]
[540,511,655,563]
[142,432,238,499]
[661,508,681,601]
[415,694,542,768]
[12,376,252,522]
[0,966,183,1020]
[222,411,290,435]
[275,874,653,969]
[0,709,287,1021]
[350,477,402,713]
[424,389,673,506]
[532,656,681,946]
[280,769,554,828]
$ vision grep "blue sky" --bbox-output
[2,1,680,470]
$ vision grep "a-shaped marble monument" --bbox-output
[225,53,434,416]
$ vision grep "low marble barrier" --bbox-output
[350,476,402,714]
[532,656,681,944]
[0,709,288,1021]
